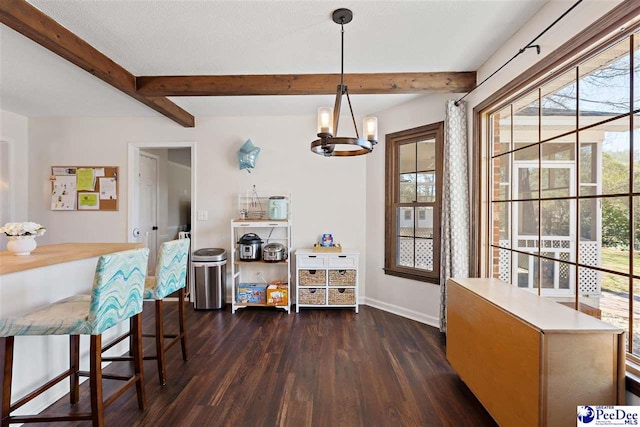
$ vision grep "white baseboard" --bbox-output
[188,294,439,329]
[363,297,440,328]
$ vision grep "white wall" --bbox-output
[365,93,457,327]
[0,109,29,250]
[27,115,367,295]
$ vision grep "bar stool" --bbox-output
[105,239,190,385]
[0,248,149,427]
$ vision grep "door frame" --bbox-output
[127,141,196,251]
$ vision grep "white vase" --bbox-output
[6,236,37,256]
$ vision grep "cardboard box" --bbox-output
[236,283,267,304]
[267,284,288,306]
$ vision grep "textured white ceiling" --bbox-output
[0,0,549,119]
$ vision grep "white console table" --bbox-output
[295,249,359,312]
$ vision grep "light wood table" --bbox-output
[447,278,625,427]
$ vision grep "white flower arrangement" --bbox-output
[0,222,46,237]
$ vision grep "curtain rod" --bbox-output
[454,0,584,106]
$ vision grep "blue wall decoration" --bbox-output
[237,139,261,173]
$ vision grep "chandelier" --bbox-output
[311,8,378,157]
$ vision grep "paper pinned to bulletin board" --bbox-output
[78,192,99,210]
[76,168,96,191]
[50,175,77,210]
[50,166,118,211]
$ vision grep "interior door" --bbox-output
[139,152,158,274]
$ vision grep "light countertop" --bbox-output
[448,277,623,333]
[0,242,143,275]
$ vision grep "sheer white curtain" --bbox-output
[440,100,470,332]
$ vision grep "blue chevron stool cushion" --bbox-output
[144,238,190,300]
[0,248,149,337]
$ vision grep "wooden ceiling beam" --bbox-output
[0,0,194,127]
[136,72,477,96]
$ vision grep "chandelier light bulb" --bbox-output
[363,116,378,143]
[317,107,333,136]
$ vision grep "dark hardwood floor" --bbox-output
[34,303,496,426]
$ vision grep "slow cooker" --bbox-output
[263,243,287,262]
[238,233,262,261]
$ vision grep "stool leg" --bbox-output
[1,337,14,427]
[90,335,105,427]
[128,317,134,356]
[178,288,189,361]
[131,313,146,410]
[69,335,80,404]
[155,300,166,385]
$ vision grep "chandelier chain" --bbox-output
[340,22,345,88]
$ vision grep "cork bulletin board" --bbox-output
[50,166,119,211]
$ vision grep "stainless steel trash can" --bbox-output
[192,248,227,310]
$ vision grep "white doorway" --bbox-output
[128,142,196,272]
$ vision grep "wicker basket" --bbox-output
[328,288,356,305]
[298,288,326,305]
[328,270,356,286]
[298,269,326,285]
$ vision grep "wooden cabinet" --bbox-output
[231,220,291,313]
[446,278,625,427]
[295,249,359,313]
